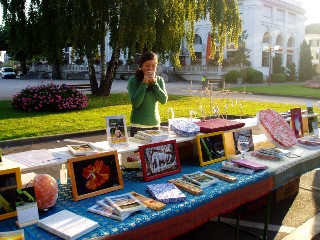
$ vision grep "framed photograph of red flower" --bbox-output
[68,151,123,201]
[139,140,181,182]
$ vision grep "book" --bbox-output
[297,138,320,150]
[168,179,203,195]
[136,130,169,142]
[231,159,268,171]
[130,192,166,211]
[221,161,254,175]
[88,204,131,221]
[96,198,132,217]
[251,148,288,161]
[182,171,219,188]
[37,210,99,240]
[290,108,304,138]
[147,183,186,203]
[67,143,99,156]
[104,193,146,214]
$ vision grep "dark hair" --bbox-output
[135,52,158,81]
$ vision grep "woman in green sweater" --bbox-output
[127,52,168,137]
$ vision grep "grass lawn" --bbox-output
[0,91,306,141]
[229,83,320,98]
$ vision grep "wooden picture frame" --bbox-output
[0,167,22,220]
[68,151,123,201]
[139,140,180,182]
[196,131,227,166]
[105,115,129,148]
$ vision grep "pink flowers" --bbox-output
[12,83,89,112]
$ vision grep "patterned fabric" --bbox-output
[195,118,245,133]
[258,109,297,148]
[0,160,271,240]
[170,119,200,137]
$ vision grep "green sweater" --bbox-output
[127,75,168,126]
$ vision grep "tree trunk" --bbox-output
[88,58,99,95]
[51,58,61,79]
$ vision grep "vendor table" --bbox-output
[1,123,320,239]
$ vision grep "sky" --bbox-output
[0,1,319,62]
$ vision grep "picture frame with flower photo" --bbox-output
[68,151,123,201]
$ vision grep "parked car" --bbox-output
[0,67,16,79]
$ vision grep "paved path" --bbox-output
[0,79,318,107]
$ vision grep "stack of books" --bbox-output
[88,193,146,221]
[297,138,320,150]
[147,183,186,203]
[221,158,268,175]
[182,171,219,189]
[251,148,289,161]
[130,130,169,144]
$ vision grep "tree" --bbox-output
[272,55,285,74]
[70,0,242,96]
[233,30,251,67]
[299,40,316,81]
[286,62,296,82]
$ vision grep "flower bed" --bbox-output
[12,83,89,112]
[304,81,320,89]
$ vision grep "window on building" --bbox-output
[287,37,295,47]
[311,50,318,60]
[276,9,285,23]
[262,51,270,67]
[309,39,320,47]
[286,54,293,66]
[263,5,272,19]
[194,34,202,44]
[262,32,271,44]
[288,13,295,24]
[276,35,284,46]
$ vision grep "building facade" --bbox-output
[305,33,320,73]
[178,0,305,81]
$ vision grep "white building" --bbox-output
[305,33,320,73]
[177,0,305,81]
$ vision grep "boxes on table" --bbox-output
[275,177,300,203]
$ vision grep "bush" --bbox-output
[12,83,89,112]
[272,74,286,83]
[224,70,243,84]
[241,68,263,83]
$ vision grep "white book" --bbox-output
[38,210,99,240]
[88,204,131,221]
[136,130,169,141]
[105,193,147,214]
[67,143,99,156]
[183,171,219,188]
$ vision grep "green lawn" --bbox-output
[0,91,306,141]
[229,83,320,98]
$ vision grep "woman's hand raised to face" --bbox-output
[144,71,156,84]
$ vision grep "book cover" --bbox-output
[221,161,254,175]
[290,108,304,138]
[233,129,254,155]
[231,159,268,170]
[147,183,186,203]
[137,130,169,142]
[105,193,146,214]
[96,198,122,216]
[88,204,131,221]
[67,143,99,156]
[38,210,99,240]
[182,171,219,188]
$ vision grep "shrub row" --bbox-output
[225,68,263,84]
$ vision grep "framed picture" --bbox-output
[106,115,129,148]
[139,140,180,182]
[0,167,22,220]
[68,151,124,201]
[290,108,303,138]
[233,129,254,155]
[196,131,227,166]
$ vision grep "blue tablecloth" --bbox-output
[0,159,271,240]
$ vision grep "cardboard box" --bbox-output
[275,177,300,203]
[240,193,275,216]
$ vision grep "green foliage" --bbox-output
[299,40,316,81]
[305,23,320,34]
[12,83,89,112]
[271,74,286,83]
[286,62,296,82]
[272,55,285,74]
[225,70,243,84]
[233,30,251,66]
[241,68,263,84]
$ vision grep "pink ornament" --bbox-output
[34,174,58,210]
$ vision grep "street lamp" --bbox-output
[263,44,280,86]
